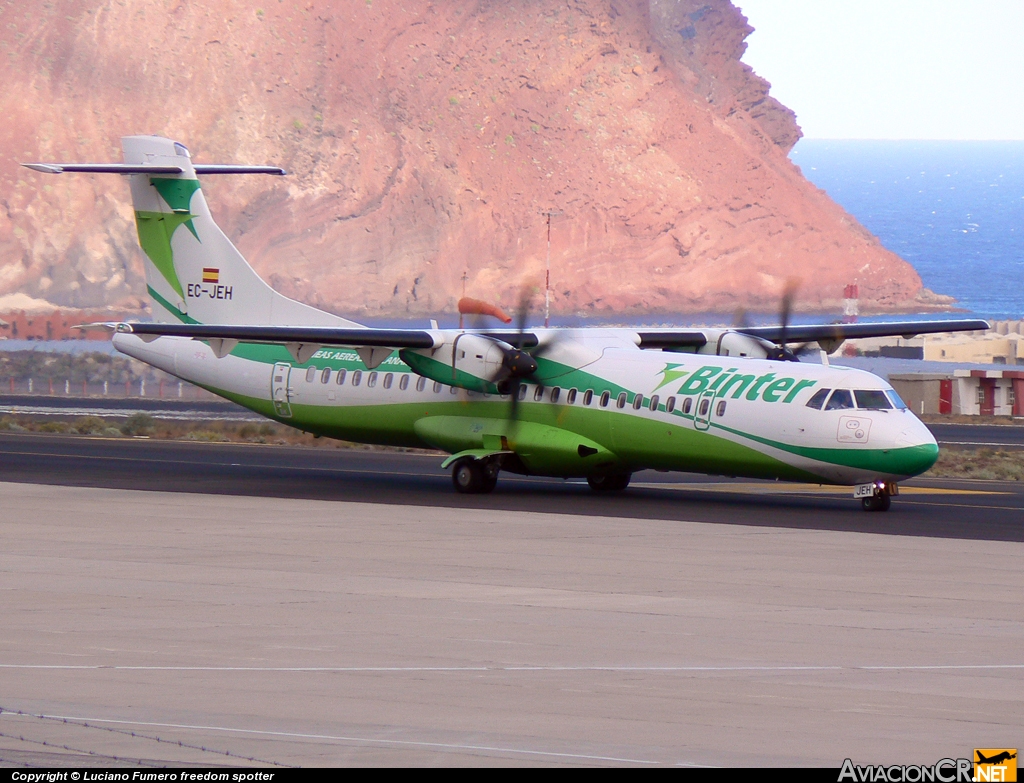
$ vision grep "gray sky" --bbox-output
[736,0,1024,140]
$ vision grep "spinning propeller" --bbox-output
[477,287,563,422]
[761,279,816,361]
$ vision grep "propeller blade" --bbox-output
[763,278,803,361]
[779,278,801,350]
[508,377,522,422]
[512,288,532,348]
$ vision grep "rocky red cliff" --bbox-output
[0,0,950,318]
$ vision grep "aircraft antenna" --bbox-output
[460,270,468,329]
[542,210,561,328]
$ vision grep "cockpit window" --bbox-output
[806,388,831,409]
[824,389,855,411]
[886,390,908,410]
[854,390,893,410]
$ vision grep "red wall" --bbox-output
[0,310,116,341]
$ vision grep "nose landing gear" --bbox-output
[861,493,892,512]
[855,480,898,512]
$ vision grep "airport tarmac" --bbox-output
[0,433,1022,766]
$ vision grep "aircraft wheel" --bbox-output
[587,473,631,493]
[861,493,892,512]
[452,459,484,494]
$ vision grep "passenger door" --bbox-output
[272,362,293,417]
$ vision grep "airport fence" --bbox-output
[2,376,221,400]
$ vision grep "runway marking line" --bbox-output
[897,500,1024,512]
[939,441,1024,448]
[2,664,1022,673]
[0,710,661,766]
[634,482,1009,496]
[0,448,431,478]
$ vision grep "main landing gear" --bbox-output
[587,473,632,493]
[452,458,500,494]
[856,480,898,512]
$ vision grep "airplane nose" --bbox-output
[892,420,939,476]
[896,425,933,449]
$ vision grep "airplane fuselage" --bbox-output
[115,330,939,486]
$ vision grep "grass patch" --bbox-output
[121,413,155,437]
[927,446,1024,481]
[72,416,108,435]
[0,416,26,432]
[921,414,1024,427]
[185,430,231,442]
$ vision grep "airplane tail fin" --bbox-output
[120,136,357,327]
[26,135,359,327]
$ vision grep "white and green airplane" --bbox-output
[25,136,989,511]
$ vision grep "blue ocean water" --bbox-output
[789,140,1024,319]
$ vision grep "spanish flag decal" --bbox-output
[202,268,219,284]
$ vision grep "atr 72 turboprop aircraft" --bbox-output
[25,136,989,511]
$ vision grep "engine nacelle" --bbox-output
[400,333,512,394]
[696,329,774,359]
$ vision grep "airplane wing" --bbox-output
[120,322,543,348]
[116,322,545,366]
[118,318,989,365]
[120,322,438,348]
[635,332,709,349]
[736,319,990,344]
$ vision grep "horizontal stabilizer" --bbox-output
[23,163,184,175]
[22,163,285,176]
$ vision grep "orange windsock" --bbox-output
[458,297,512,324]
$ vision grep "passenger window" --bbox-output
[550,387,561,403]
[450,385,458,395]
[632,394,644,410]
[534,386,545,402]
[383,373,393,389]
[716,400,727,417]
[519,385,528,401]
[583,389,593,406]
[698,399,710,416]
[336,369,347,386]
[433,381,442,393]
[616,392,627,409]
[854,390,893,410]
[321,368,331,384]
[649,394,660,411]
[806,388,830,409]
[416,376,426,392]
[305,366,316,383]
[886,389,908,410]
[367,372,378,388]
[600,391,610,407]
[824,389,854,410]
[567,388,578,404]
[681,397,692,414]
[399,374,409,391]
[666,396,676,413]
[352,370,362,387]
